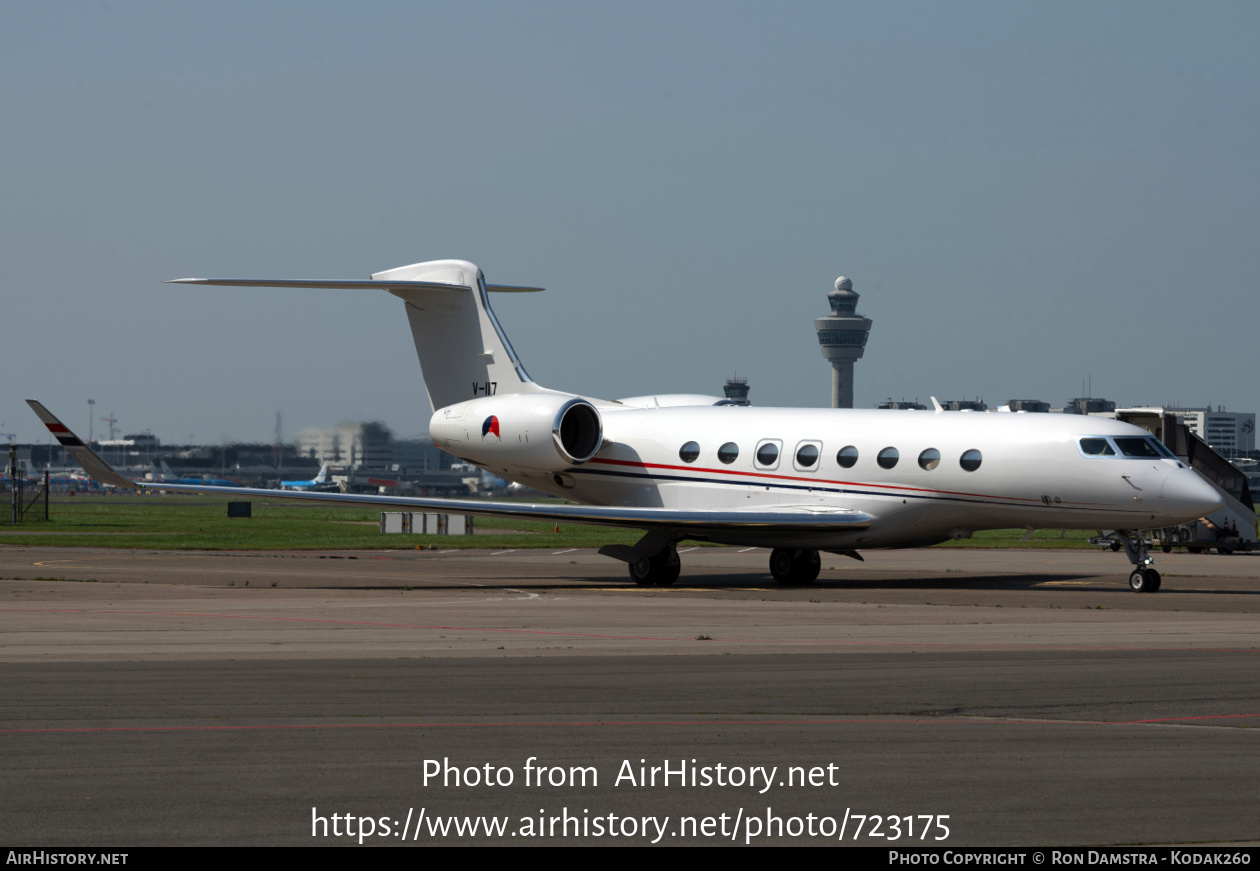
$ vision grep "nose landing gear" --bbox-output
[1128,567,1162,593]
[1117,531,1162,593]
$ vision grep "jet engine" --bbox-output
[428,392,603,473]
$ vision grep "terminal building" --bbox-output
[1162,406,1255,456]
[1064,397,1118,415]
[1005,399,1050,413]
[297,421,394,470]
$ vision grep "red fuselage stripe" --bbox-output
[587,456,1090,506]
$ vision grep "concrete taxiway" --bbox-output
[1,545,1257,846]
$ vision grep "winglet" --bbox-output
[25,400,139,490]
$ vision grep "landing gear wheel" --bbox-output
[1110,540,1122,552]
[1128,568,1161,593]
[769,548,820,585]
[658,553,681,586]
[769,549,795,583]
[798,549,821,582]
[1161,543,1172,554]
[628,547,681,586]
[629,556,654,585]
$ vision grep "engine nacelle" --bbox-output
[429,392,603,473]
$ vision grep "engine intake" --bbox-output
[554,398,602,464]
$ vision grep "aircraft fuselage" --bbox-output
[441,402,1217,551]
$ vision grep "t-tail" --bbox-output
[169,259,548,412]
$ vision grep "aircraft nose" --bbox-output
[1161,468,1224,520]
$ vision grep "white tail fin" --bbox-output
[374,259,546,411]
[170,259,546,413]
[314,462,329,484]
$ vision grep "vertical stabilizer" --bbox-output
[374,259,545,412]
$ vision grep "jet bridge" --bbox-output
[1116,409,1255,553]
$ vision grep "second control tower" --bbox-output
[814,276,872,409]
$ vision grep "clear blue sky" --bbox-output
[4,1,1256,444]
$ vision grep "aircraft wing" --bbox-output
[27,400,139,490]
[27,401,871,536]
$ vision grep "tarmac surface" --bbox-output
[1,544,1257,847]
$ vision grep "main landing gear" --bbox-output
[769,548,821,585]
[627,544,681,586]
[1116,530,1161,593]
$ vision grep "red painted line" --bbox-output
[5,714,1254,736]
[0,608,680,642]
[1114,713,1260,724]
[45,423,70,433]
[0,717,1133,735]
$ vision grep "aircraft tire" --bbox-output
[794,549,821,583]
[658,559,680,586]
[628,549,681,586]
[629,556,655,586]
[769,549,796,584]
[770,549,819,584]
[1128,568,1160,593]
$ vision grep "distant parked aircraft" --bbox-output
[157,459,239,488]
[280,462,332,491]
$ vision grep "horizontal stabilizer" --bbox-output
[168,279,543,293]
[168,278,471,292]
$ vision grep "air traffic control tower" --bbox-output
[814,276,872,408]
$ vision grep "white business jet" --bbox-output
[29,259,1221,592]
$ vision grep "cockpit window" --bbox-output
[1115,437,1163,459]
[1079,438,1115,456]
[1079,436,1177,459]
